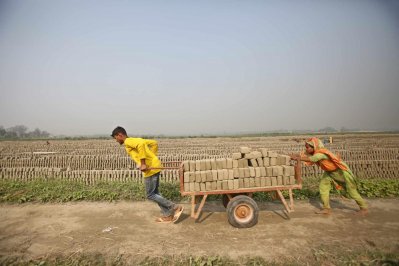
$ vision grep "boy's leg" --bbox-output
[145,173,176,217]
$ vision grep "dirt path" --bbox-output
[0,199,398,263]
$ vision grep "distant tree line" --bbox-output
[0,125,50,139]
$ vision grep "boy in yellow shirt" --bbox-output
[111,126,183,223]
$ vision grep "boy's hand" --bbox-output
[139,164,148,171]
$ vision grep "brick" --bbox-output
[200,160,206,170]
[206,182,212,191]
[200,183,206,191]
[189,172,196,182]
[232,160,239,168]
[233,168,240,178]
[239,168,245,178]
[226,158,233,169]
[263,157,270,167]
[232,152,242,159]
[194,182,200,192]
[244,178,250,188]
[221,159,227,169]
[222,180,229,190]
[183,161,190,171]
[265,177,272,186]
[184,172,190,183]
[216,159,223,169]
[228,169,234,180]
[223,169,229,180]
[211,181,217,190]
[260,167,266,176]
[277,176,283,186]
[244,168,250,178]
[239,179,244,188]
[276,166,283,176]
[289,175,296,185]
[190,182,195,191]
[271,176,277,186]
[217,181,222,190]
[252,151,263,159]
[249,178,255,187]
[283,176,290,185]
[233,179,239,189]
[276,156,285,165]
[272,166,278,176]
[217,170,224,180]
[289,166,295,176]
[195,160,201,171]
[255,167,261,177]
[268,151,277,158]
[240,147,251,154]
[212,170,218,181]
[206,171,213,182]
[265,166,274,176]
[257,158,264,167]
[184,183,189,191]
[189,160,196,171]
[211,159,217,170]
[282,166,291,176]
[270,157,276,166]
[260,148,268,157]
[228,180,234,190]
[244,153,255,159]
[283,155,291,165]
[260,177,266,187]
[249,167,255,177]
[250,159,258,167]
[195,172,202,182]
[205,160,212,170]
[255,177,261,187]
[201,171,207,182]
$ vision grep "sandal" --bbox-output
[173,205,184,223]
[155,215,174,223]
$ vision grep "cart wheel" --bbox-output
[222,193,250,208]
[226,195,259,228]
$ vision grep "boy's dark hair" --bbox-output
[111,126,127,137]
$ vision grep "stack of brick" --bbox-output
[182,147,296,192]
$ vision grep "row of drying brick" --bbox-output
[183,165,295,183]
[183,175,296,192]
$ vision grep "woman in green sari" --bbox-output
[291,137,368,215]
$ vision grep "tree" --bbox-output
[0,125,51,139]
[319,126,337,133]
[7,125,28,138]
[0,126,6,137]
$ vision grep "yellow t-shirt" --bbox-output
[124,137,161,178]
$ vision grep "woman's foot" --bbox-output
[315,208,331,215]
[355,208,369,216]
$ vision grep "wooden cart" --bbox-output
[171,158,303,228]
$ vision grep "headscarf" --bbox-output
[304,137,348,171]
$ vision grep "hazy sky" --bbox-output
[0,0,398,136]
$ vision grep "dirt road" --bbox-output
[0,198,398,263]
